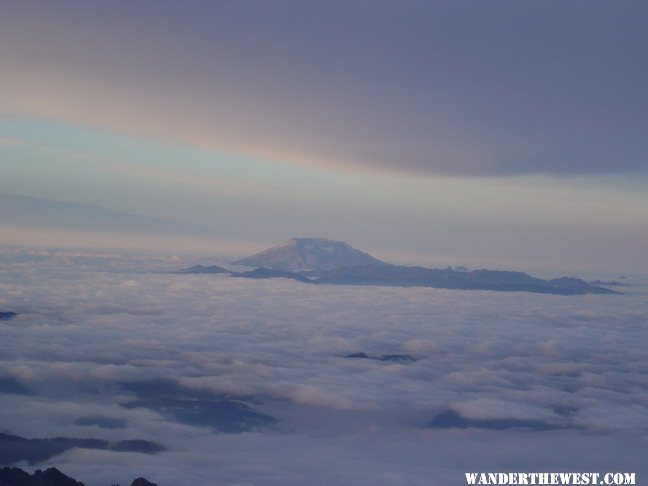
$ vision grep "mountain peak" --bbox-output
[233,237,386,271]
[275,237,354,253]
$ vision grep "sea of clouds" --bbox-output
[0,248,646,485]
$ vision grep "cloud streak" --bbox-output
[2,1,647,177]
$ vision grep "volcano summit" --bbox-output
[233,237,387,271]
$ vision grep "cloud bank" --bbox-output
[0,249,646,484]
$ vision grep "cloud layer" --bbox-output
[0,249,646,484]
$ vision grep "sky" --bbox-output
[1,0,647,273]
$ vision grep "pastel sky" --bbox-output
[1,0,647,273]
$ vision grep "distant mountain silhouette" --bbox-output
[0,376,33,395]
[110,440,166,454]
[312,264,616,295]
[0,432,165,465]
[131,478,158,486]
[0,467,84,486]
[233,237,387,271]
[0,192,218,237]
[181,238,619,295]
[589,280,628,287]
[0,433,107,465]
[0,311,17,320]
[0,466,157,486]
[345,352,418,363]
[176,261,617,294]
[177,264,229,274]
[119,379,277,433]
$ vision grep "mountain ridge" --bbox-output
[0,192,219,237]
[181,238,618,295]
[311,264,616,295]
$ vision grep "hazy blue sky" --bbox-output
[1,1,646,273]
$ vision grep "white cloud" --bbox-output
[0,248,646,484]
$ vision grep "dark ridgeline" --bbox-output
[119,379,277,434]
[177,265,229,274]
[131,479,158,486]
[588,279,628,287]
[121,397,276,434]
[0,432,165,466]
[0,467,84,486]
[179,237,619,295]
[345,352,418,363]
[0,467,158,486]
[0,376,32,395]
[110,440,166,454]
[0,311,17,320]
[311,265,618,295]
[0,433,107,465]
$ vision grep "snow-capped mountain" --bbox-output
[233,237,387,271]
